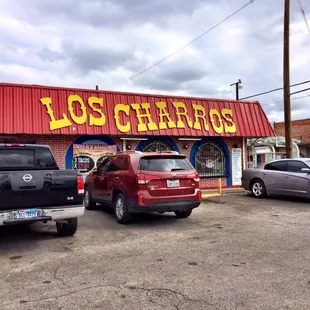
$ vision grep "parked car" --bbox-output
[0,143,85,236]
[242,158,310,199]
[84,151,202,224]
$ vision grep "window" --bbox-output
[139,156,193,172]
[264,161,287,171]
[0,149,35,168]
[98,157,112,172]
[194,142,225,177]
[35,147,58,168]
[142,140,173,152]
[108,156,125,172]
[287,161,309,173]
[100,156,127,172]
[0,147,57,170]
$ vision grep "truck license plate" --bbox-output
[12,209,38,219]
[167,179,180,188]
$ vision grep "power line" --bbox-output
[240,79,310,100]
[262,92,310,107]
[290,86,310,96]
[107,0,256,90]
[296,0,310,35]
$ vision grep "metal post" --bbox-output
[236,83,239,100]
[283,0,292,158]
[230,80,242,100]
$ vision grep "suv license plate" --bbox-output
[12,209,38,219]
[167,179,180,188]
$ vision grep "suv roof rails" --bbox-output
[117,150,143,154]
[156,150,180,154]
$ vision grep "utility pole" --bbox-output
[283,0,292,158]
[230,79,242,100]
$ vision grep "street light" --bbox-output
[230,79,243,100]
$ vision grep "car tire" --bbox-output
[114,193,133,224]
[175,209,192,218]
[56,218,78,236]
[84,187,97,210]
[251,179,266,198]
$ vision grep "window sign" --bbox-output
[232,148,242,185]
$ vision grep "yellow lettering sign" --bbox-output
[155,101,176,129]
[192,104,209,131]
[41,94,237,135]
[88,97,106,126]
[209,108,224,134]
[67,95,87,125]
[40,97,72,130]
[131,103,158,132]
[172,102,193,128]
[114,104,131,133]
[221,108,236,133]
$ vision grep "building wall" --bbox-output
[274,119,310,142]
[14,134,243,189]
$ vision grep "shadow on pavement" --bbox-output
[95,204,184,227]
[0,223,60,253]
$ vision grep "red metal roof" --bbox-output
[0,82,275,137]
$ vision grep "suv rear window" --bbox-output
[138,156,193,172]
[0,147,58,170]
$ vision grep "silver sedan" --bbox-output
[242,158,310,198]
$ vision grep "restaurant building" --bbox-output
[0,82,274,188]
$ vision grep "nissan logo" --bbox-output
[22,174,33,182]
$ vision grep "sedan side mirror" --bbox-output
[301,168,310,173]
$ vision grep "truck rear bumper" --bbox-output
[0,205,84,226]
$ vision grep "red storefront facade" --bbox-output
[0,82,275,188]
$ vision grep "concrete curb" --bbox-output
[201,187,246,199]
[201,188,246,194]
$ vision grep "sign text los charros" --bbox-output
[40,94,237,134]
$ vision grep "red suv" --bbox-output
[84,151,201,224]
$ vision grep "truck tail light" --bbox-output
[188,172,200,182]
[4,144,25,147]
[77,175,84,195]
[136,174,159,184]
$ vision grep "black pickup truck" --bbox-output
[0,143,85,236]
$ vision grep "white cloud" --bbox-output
[0,0,309,122]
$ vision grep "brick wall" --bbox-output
[14,134,243,189]
[274,119,310,143]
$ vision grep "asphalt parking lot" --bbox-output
[1,192,310,310]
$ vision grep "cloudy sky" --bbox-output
[0,0,309,122]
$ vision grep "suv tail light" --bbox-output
[198,190,202,201]
[188,172,200,182]
[136,174,159,184]
[77,175,84,195]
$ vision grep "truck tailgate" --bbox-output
[0,170,83,210]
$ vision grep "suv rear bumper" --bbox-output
[128,200,200,213]
[0,205,84,226]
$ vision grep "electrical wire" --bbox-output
[107,0,256,90]
[262,93,310,107]
[240,79,310,100]
[296,0,310,35]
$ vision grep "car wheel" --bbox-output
[114,193,133,224]
[175,209,192,218]
[84,187,97,210]
[56,218,78,236]
[251,179,266,198]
